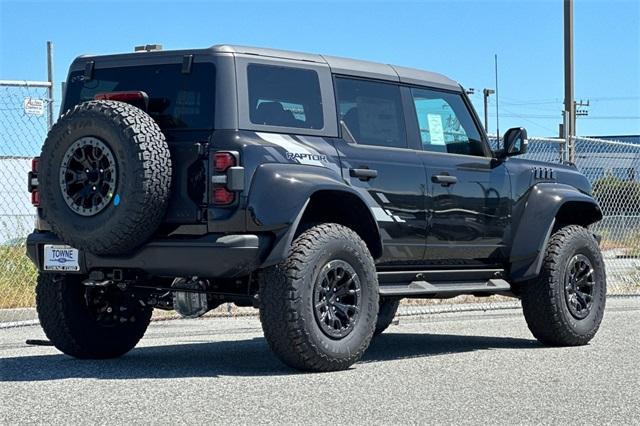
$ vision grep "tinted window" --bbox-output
[410,88,484,156]
[335,78,406,149]
[64,63,215,129]
[248,64,323,129]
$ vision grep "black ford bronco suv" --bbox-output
[26,45,606,372]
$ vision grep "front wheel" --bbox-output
[259,223,379,372]
[521,225,606,346]
[36,273,152,358]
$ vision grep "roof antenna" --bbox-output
[494,54,500,139]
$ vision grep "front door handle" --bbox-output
[350,168,378,181]
[431,174,458,186]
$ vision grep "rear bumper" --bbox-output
[26,231,269,278]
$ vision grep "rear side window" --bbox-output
[63,62,215,130]
[247,64,324,129]
[335,77,406,149]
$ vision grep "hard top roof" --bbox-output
[212,44,461,91]
[73,44,461,91]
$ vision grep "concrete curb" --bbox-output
[1,294,638,330]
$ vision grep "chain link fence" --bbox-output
[0,81,638,324]
[573,136,640,294]
[1,82,51,324]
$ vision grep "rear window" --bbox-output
[64,62,215,129]
[247,64,324,130]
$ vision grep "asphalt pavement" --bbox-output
[1,297,639,424]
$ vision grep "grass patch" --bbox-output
[623,231,640,258]
[0,245,37,309]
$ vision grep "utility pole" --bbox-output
[482,88,495,132]
[46,41,54,130]
[563,0,575,162]
[495,54,500,139]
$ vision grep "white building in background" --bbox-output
[0,157,35,244]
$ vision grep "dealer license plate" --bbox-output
[43,244,80,271]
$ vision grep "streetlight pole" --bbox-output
[482,88,495,132]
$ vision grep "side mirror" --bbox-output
[501,127,528,157]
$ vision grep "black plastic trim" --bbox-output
[27,231,269,278]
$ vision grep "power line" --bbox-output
[588,96,640,102]
[581,116,640,120]
[498,95,639,106]
[494,107,558,133]
[490,113,640,120]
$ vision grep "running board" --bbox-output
[378,279,511,297]
[377,268,504,284]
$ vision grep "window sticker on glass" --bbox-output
[427,114,445,145]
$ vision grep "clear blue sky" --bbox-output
[1,0,639,137]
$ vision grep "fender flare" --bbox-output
[245,163,381,267]
[509,183,602,282]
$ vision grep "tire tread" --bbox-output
[259,223,378,372]
[521,225,606,346]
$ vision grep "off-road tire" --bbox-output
[374,297,400,336]
[39,100,171,255]
[521,225,606,346]
[36,273,152,358]
[259,223,379,372]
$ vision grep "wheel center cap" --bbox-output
[87,169,100,183]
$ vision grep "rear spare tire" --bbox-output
[39,100,171,255]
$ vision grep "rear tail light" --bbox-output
[212,151,239,205]
[212,187,235,205]
[31,191,40,207]
[29,157,40,207]
[94,91,149,110]
[214,152,236,172]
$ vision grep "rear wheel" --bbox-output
[521,225,606,346]
[36,273,152,358]
[259,223,379,372]
[374,297,400,336]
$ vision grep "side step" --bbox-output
[378,279,511,297]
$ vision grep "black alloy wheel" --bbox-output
[313,259,361,339]
[59,136,117,216]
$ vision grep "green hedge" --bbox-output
[592,175,640,216]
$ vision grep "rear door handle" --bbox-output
[350,168,378,181]
[431,174,458,186]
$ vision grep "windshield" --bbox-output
[63,62,215,130]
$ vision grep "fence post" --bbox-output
[46,41,54,130]
[567,135,576,163]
